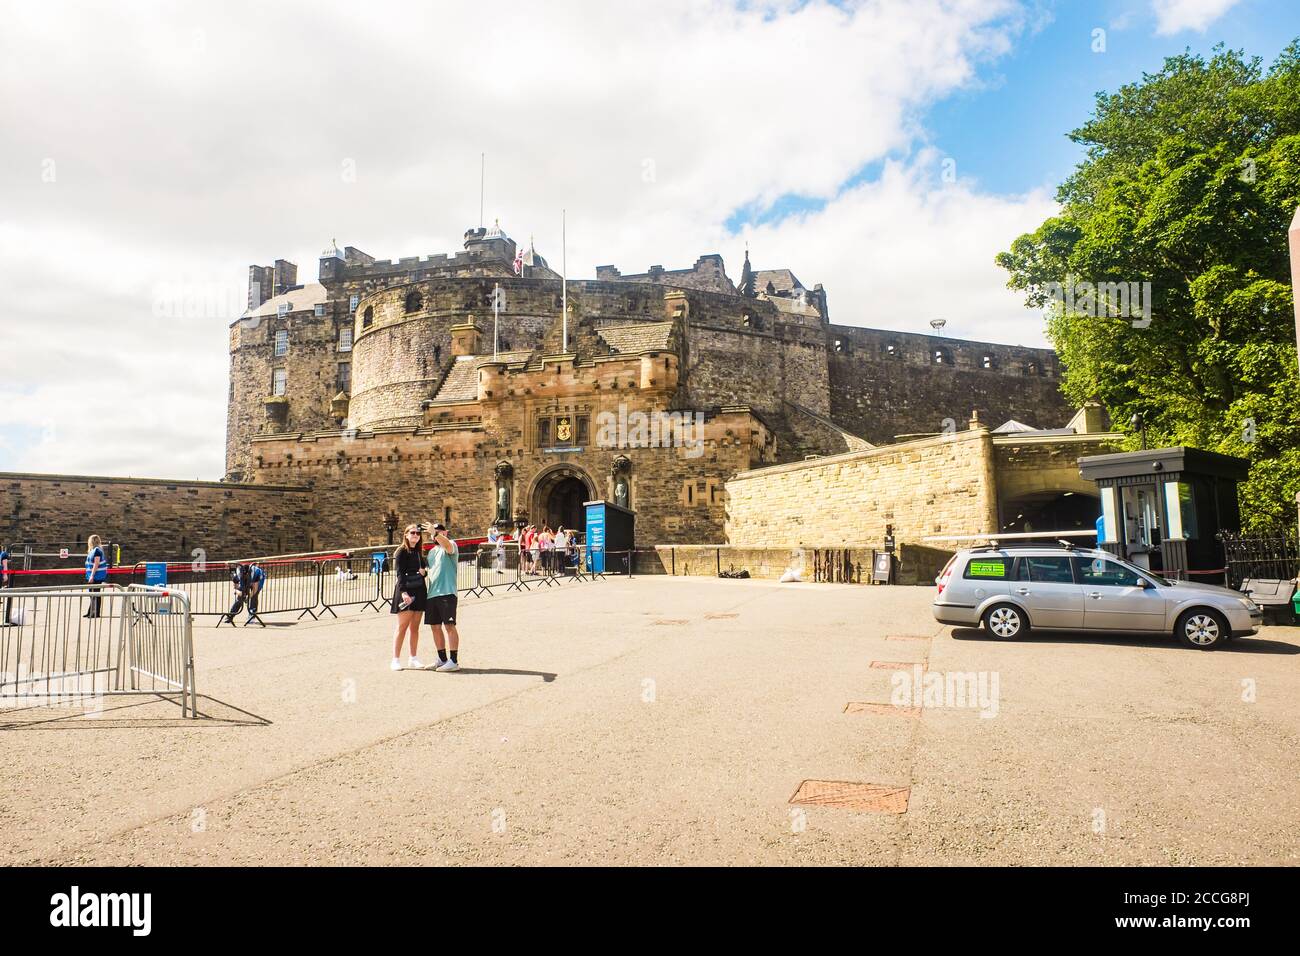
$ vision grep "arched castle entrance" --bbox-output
[528,464,596,533]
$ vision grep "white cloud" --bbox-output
[0,0,1048,479]
[1151,0,1243,35]
[731,153,1057,345]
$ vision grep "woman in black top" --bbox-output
[390,524,428,670]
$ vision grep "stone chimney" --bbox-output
[450,320,481,357]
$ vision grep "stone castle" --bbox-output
[225,222,1076,545]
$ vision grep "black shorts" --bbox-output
[424,593,458,626]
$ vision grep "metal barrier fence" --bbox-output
[1,540,628,629]
[0,583,195,717]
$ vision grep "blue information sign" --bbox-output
[585,502,606,574]
[144,562,168,588]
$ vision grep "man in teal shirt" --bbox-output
[423,522,462,671]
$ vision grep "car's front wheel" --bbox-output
[983,603,1028,640]
[1176,608,1227,650]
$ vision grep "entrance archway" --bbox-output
[529,465,596,534]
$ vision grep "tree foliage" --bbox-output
[998,43,1300,530]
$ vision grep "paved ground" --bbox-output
[3,576,1298,865]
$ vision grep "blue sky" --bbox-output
[728,0,1300,230]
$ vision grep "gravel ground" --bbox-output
[2,576,1297,866]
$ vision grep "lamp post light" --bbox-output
[1129,412,1148,451]
[383,510,399,545]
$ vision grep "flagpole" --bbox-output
[562,209,568,353]
[493,282,500,359]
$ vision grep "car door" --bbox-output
[1072,556,1166,631]
[1011,555,1084,629]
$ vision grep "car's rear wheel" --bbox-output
[1176,608,1227,649]
[983,603,1028,640]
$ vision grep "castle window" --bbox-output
[272,368,287,396]
[833,339,846,354]
[404,290,423,314]
[982,354,995,369]
[348,294,359,313]
[336,362,351,392]
[538,418,551,446]
[933,347,952,366]
[362,306,374,329]
[314,303,327,318]
[577,416,589,445]
[742,313,751,327]
[338,327,353,352]
[274,330,289,356]
[884,343,900,358]
[1025,362,1042,376]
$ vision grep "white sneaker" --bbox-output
[390,658,402,671]
[408,656,423,669]
[436,659,460,672]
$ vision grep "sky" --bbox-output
[1,0,1297,480]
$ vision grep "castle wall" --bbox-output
[226,304,351,479]
[0,472,315,563]
[825,325,1071,443]
[725,429,998,547]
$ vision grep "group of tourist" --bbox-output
[389,522,462,672]
[487,523,582,575]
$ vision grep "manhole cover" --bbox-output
[789,779,910,814]
[652,619,689,626]
[870,660,926,670]
[843,701,920,717]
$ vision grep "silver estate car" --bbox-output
[932,546,1262,649]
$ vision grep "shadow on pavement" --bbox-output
[947,626,1299,655]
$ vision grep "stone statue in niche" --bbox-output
[612,456,631,509]
[494,461,513,523]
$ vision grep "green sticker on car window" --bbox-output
[968,560,1005,577]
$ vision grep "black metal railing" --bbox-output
[1218,530,1300,591]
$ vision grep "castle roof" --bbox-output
[243,282,328,319]
[752,269,804,295]
[431,351,532,404]
[596,323,674,354]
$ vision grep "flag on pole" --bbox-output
[513,246,524,275]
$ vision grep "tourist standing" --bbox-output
[424,522,461,672]
[526,524,540,575]
[554,526,569,574]
[389,524,427,670]
[0,541,11,626]
[84,534,108,618]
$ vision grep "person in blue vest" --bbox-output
[84,534,109,618]
[227,561,266,625]
[0,541,12,626]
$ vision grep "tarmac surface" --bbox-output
[3,575,1297,865]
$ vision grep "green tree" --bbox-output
[997,44,1300,530]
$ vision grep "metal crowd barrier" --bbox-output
[2,540,622,634]
[0,583,196,718]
